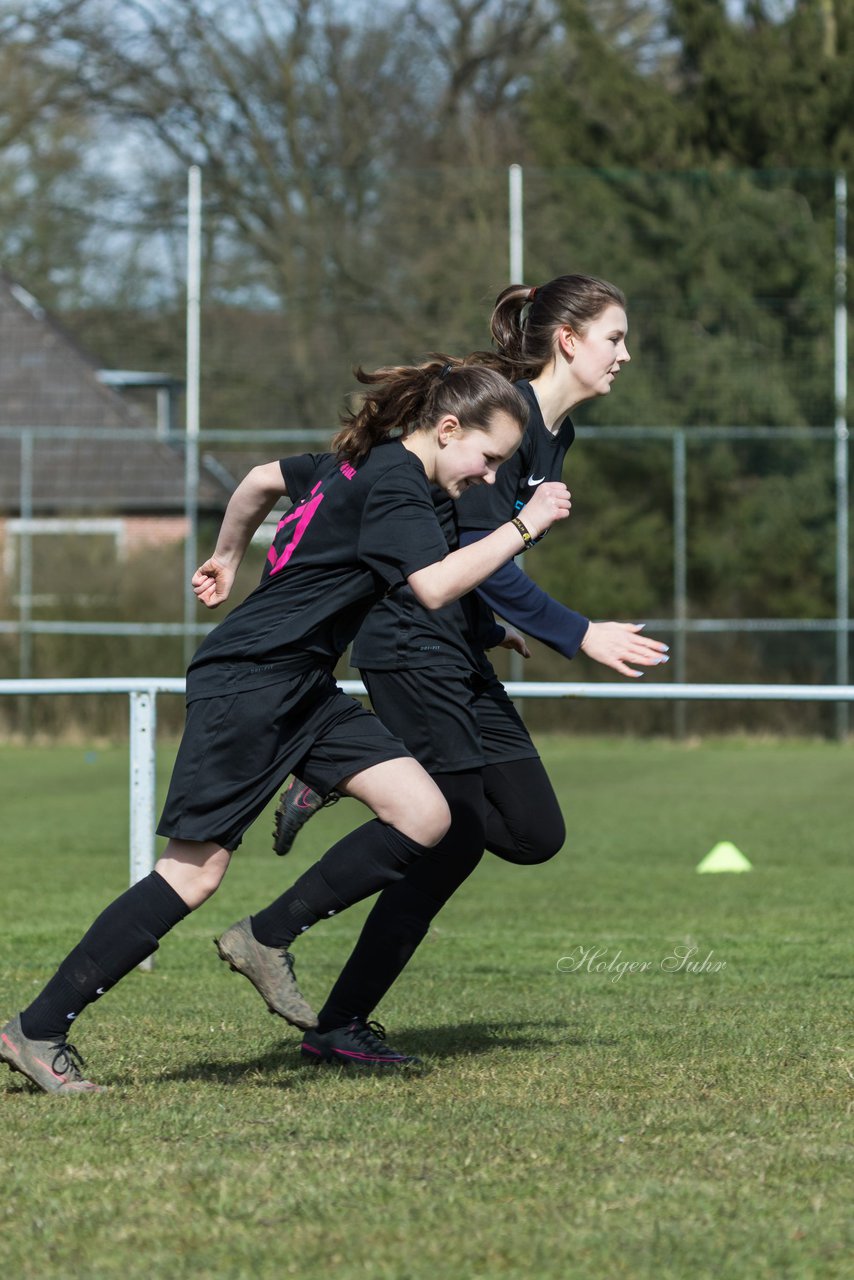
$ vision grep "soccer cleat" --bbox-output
[272,776,341,857]
[214,916,318,1029]
[0,1014,106,1095]
[300,1018,421,1068]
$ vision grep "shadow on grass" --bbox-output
[154,1017,619,1087]
[0,1074,37,1097]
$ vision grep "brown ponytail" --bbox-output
[332,355,528,464]
[488,274,627,381]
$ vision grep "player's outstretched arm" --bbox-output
[407,482,571,610]
[193,461,287,609]
[459,530,668,676]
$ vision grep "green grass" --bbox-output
[0,737,851,1280]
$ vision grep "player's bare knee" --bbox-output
[192,859,228,902]
[156,841,229,910]
[349,760,451,846]
[416,794,452,847]
[393,790,450,848]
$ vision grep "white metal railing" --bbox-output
[3,675,852,971]
[3,676,854,894]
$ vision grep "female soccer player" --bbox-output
[264,275,668,1068]
[0,359,571,1094]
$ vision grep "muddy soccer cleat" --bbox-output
[300,1018,421,1068]
[214,916,318,1028]
[0,1014,106,1095]
[272,777,340,857]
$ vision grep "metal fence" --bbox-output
[0,166,850,735]
[1,419,851,735]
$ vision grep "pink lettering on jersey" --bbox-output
[267,481,325,576]
[339,462,357,480]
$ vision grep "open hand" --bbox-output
[580,621,669,678]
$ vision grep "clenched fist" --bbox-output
[517,482,571,540]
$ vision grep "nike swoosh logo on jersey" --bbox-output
[527,474,545,486]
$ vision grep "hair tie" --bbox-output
[439,362,453,380]
[528,286,537,302]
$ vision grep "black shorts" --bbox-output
[361,666,539,774]
[157,667,411,850]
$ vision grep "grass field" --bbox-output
[0,736,851,1279]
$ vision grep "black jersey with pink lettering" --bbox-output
[186,441,448,700]
[354,381,583,673]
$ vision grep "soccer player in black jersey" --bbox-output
[0,359,572,1095]
[271,276,668,1068]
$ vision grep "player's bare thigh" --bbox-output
[338,757,450,847]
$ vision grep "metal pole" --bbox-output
[18,431,33,682]
[183,165,202,668]
[673,430,688,738]
[509,164,524,283]
[834,171,849,738]
[508,164,525,707]
[129,691,157,970]
[18,431,34,736]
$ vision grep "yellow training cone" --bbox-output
[696,841,752,873]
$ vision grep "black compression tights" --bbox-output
[316,757,564,1031]
[483,756,565,865]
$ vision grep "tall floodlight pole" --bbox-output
[834,172,849,739]
[509,164,524,283]
[508,165,525,704]
[183,165,202,668]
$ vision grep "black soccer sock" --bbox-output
[316,891,434,1032]
[20,870,190,1041]
[316,772,485,1030]
[250,818,431,948]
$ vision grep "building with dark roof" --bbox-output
[0,274,235,571]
